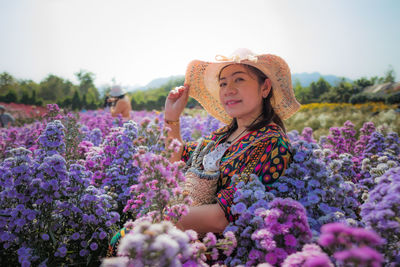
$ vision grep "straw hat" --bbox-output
[184,48,301,124]
[109,85,125,97]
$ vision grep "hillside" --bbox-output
[131,72,348,92]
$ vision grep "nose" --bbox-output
[222,81,237,96]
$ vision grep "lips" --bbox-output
[225,100,242,106]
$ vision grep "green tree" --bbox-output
[0,89,18,103]
[75,70,99,101]
[85,87,99,108]
[293,80,312,104]
[320,79,357,103]
[81,94,87,109]
[0,72,18,96]
[29,90,42,106]
[353,77,374,90]
[383,65,396,83]
[20,89,30,104]
[310,77,331,101]
[39,75,74,102]
[71,90,81,110]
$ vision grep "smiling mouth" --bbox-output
[225,100,242,107]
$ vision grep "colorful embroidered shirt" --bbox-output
[181,123,292,222]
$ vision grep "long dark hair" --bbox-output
[116,94,125,100]
[216,64,285,137]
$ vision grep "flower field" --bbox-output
[0,103,399,266]
[0,102,47,126]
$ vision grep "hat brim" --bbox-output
[109,91,125,97]
[185,54,301,124]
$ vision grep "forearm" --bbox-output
[165,122,184,163]
[111,101,124,117]
[110,106,117,117]
[175,204,229,234]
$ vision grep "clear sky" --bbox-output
[0,0,399,88]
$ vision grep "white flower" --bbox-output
[101,256,130,267]
[152,234,180,259]
[117,233,146,256]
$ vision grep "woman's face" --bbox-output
[219,64,271,122]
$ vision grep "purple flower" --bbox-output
[232,202,247,215]
[284,234,297,247]
[185,230,198,242]
[41,233,49,241]
[304,255,334,267]
[79,249,89,257]
[278,183,289,192]
[203,232,217,246]
[58,246,67,257]
[99,231,107,240]
[334,246,383,266]
[282,244,334,267]
[90,242,98,251]
[71,232,80,240]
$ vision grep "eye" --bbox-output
[235,77,244,82]
[219,82,227,88]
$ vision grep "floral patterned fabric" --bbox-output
[182,123,292,222]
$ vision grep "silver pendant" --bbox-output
[203,142,231,173]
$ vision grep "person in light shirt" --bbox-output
[108,85,132,119]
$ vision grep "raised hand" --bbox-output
[164,84,190,121]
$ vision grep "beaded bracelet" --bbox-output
[164,119,180,126]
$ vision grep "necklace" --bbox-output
[202,114,263,172]
[226,127,248,145]
[226,113,263,144]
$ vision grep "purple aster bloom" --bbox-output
[334,246,383,265]
[248,249,263,260]
[79,249,89,257]
[203,232,217,246]
[71,232,80,241]
[99,231,107,240]
[90,242,98,251]
[278,183,289,192]
[58,246,67,255]
[41,234,49,241]
[284,234,297,247]
[307,193,320,204]
[237,247,247,257]
[294,151,306,162]
[254,189,265,200]
[80,240,88,248]
[304,255,334,267]
[265,252,278,265]
[232,202,247,215]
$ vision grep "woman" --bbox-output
[107,48,300,256]
[165,48,300,233]
[108,85,132,119]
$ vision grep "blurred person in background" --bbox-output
[103,93,112,111]
[0,105,15,128]
[108,85,132,119]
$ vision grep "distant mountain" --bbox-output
[126,72,351,92]
[292,72,352,87]
[126,75,184,92]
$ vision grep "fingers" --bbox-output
[168,85,190,99]
[168,88,180,99]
